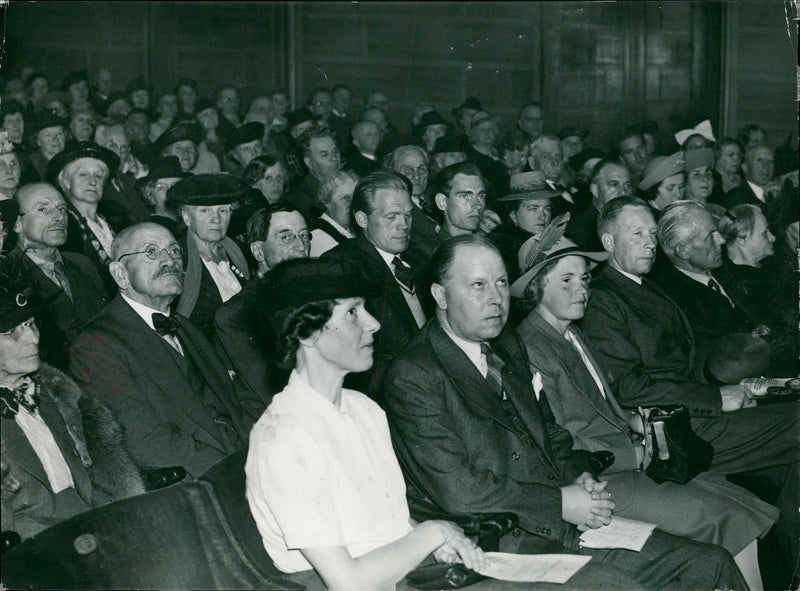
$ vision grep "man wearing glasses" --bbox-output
[70,222,248,477]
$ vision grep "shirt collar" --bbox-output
[675,266,711,286]
[360,151,377,161]
[375,245,402,268]
[440,322,485,376]
[285,370,352,417]
[610,264,643,285]
[120,293,172,332]
[25,248,63,269]
[747,180,765,202]
[320,213,355,238]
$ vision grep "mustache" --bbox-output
[155,266,183,278]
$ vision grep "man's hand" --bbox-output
[720,385,756,412]
[561,481,614,530]
[479,209,502,235]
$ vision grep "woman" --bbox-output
[511,235,776,591]
[0,262,144,540]
[717,204,798,373]
[310,169,357,258]
[0,134,22,201]
[714,137,745,195]
[683,147,727,212]
[413,111,449,155]
[169,174,251,338]
[243,155,288,204]
[639,151,685,218]
[245,258,484,590]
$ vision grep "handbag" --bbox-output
[628,405,714,484]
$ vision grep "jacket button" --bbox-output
[511,451,520,461]
[512,528,522,537]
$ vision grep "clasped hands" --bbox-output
[561,471,615,532]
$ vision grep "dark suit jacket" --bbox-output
[69,295,244,476]
[721,181,763,211]
[384,319,593,553]
[9,246,108,341]
[322,234,433,399]
[653,262,755,346]
[285,173,321,223]
[581,265,722,416]
[564,205,603,252]
[345,150,380,178]
[516,313,639,472]
[61,203,117,297]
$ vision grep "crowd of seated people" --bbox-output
[0,64,798,590]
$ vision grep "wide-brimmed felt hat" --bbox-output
[263,258,382,335]
[286,107,315,130]
[639,151,686,191]
[499,172,560,202]
[684,147,714,172]
[674,120,716,147]
[696,333,770,386]
[166,173,250,207]
[511,234,607,299]
[413,111,451,137]
[135,156,191,192]
[432,135,467,154]
[225,122,265,152]
[451,97,482,118]
[0,259,58,332]
[558,125,589,141]
[568,148,606,172]
[31,110,68,135]
[153,122,205,155]
[61,69,89,92]
[46,141,120,186]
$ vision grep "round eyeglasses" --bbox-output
[116,245,183,262]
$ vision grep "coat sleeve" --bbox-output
[384,355,579,549]
[581,288,722,417]
[69,329,228,477]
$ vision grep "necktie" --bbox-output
[152,312,181,337]
[53,260,72,301]
[0,377,39,419]
[481,343,506,400]
[708,276,734,308]
[392,256,415,293]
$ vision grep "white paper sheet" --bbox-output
[579,516,656,552]
[475,552,592,583]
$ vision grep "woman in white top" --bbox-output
[246,258,484,590]
[310,170,358,258]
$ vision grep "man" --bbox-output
[126,76,151,111]
[383,234,746,590]
[565,159,632,251]
[90,68,112,113]
[322,170,432,400]
[430,134,467,174]
[153,121,205,173]
[527,134,574,216]
[654,201,762,346]
[214,85,241,143]
[617,130,650,190]
[9,183,108,353]
[417,162,494,258]
[328,83,354,152]
[69,222,248,477]
[361,106,399,159]
[30,111,68,181]
[61,70,90,108]
[148,93,179,143]
[214,204,310,411]
[0,131,22,200]
[385,145,438,246]
[722,144,774,210]
[582,196,799,568]
[135,156,189,234]
[124,108,154,166]
[567,147,606,214]
[307,87,332,128]
[346,120,381,177]
[451,96,482,148]
[558,125,586,161]
[222,122,265,178]
[502,102,544,152]
[285,125,341,222]
[94,119,151,225]
[175,78,198,116]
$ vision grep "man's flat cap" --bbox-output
[166,173,250,207]
[46,141,120,185]
[153,122,205,155]
[225,122,265,152]
[263,258,382,335]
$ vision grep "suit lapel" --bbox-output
[358,235,418,329]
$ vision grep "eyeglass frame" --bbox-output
[116,244,183,262]
[398,165,429,179]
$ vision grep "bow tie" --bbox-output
[152,313,181,337]
[0,377,39,419]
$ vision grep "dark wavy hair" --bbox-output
[274,299,336,368]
